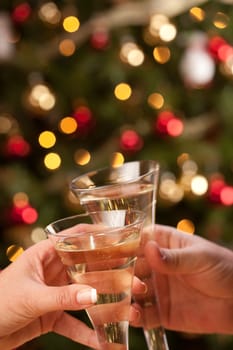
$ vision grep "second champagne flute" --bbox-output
[45,209,145,350]
[70,160,169,350]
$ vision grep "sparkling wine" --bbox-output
[78,183,159,330]
[55,230,140,350]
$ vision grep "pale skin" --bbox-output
[0,239,100,350]
[0,238,146,350]
[130,224,233,334]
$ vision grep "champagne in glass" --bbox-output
[45,209,145,350]
[71,160,169,350]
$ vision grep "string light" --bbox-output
[63,16,80,33]
[213,12,229,29]
[38,131,56,148]
[44,152,61,170]
[59,116,77,134]
[159,23,177,42]
[110,152,124,167]
[189,7,205,22]
[147,92,164,109]
[38,2,61,25]
[114,83,132,101]
[74,149,91,165]
[59,39,76,56]
[177,219,195,234]
[153,46,171,64]
[191,175,208,196]
[31,227,47,243]
[6,245,24,262]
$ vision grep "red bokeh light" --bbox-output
[12,2,31,23]
[6,135,30,157]
[220,186,233,206]
[120,129,143,152]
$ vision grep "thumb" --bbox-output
[36,284,97,314]
[144,240,195,275]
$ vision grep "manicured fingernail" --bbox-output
[77,288,97,305]
[141,282,148,294]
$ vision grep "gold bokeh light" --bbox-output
[63,16,80,33]
[177,219,195,234]
[59,116,77,134]
[59,39,76,56]
[153,46,171,64]
[44,152,61,170]
[110,152,125,167]
[114,83,132,100]
[38,131,56,148]
[74,149,91,165]
[6,245,24,262]
[147,92,164,109]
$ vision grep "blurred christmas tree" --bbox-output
[0,0,233,349]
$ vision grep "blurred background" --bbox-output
[0,0,233,349]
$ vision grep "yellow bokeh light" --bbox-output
[213,12,229,29]
[13,192,29,208]
[74,149,91,165]
[38,131,56,148]
[59,117,77,134]
[177,219,195,234]
[44,152,61,170]
[59,39,76,56]
[63,16,80,33]
[191,175,208,196]
[147,92,164,109]
[6,245,24,262]
[110,152,125,167]
[153,46,171,64]
[189,7,205,21]
[114,83,132,101]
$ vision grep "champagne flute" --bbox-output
[70,160,169,350]
[45,209,145,350]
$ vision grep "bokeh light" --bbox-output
[38,2,61,24]
[189,7,205,21]
[44,152,61,170]
[153,46,171,63]
[159,23,177,42]
[31,227,47,243]
[59,116,77,134]
[213,12,229,29]
[13,192,29,208]
[147,93,164,109]
[191,175,208,195]
[63,16,80,33]
[114,83,132,100]
[6,245,24,262]
[38,131,56,148]
[59,39,76,56]
[177,219,195,234]
[29,84,56,111]
[110,152,125,167]
[74,149,91,165]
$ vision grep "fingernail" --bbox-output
[141,282,148,294]
[77,288,97,305]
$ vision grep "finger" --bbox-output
[132,276,148,295]
[54,312,100,349]
[144,240,198,274]
[35,284,97,314]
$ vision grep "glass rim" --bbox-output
[70,159,160,193]
[45,209,145,238]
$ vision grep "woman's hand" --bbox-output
[0,239,99,350]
